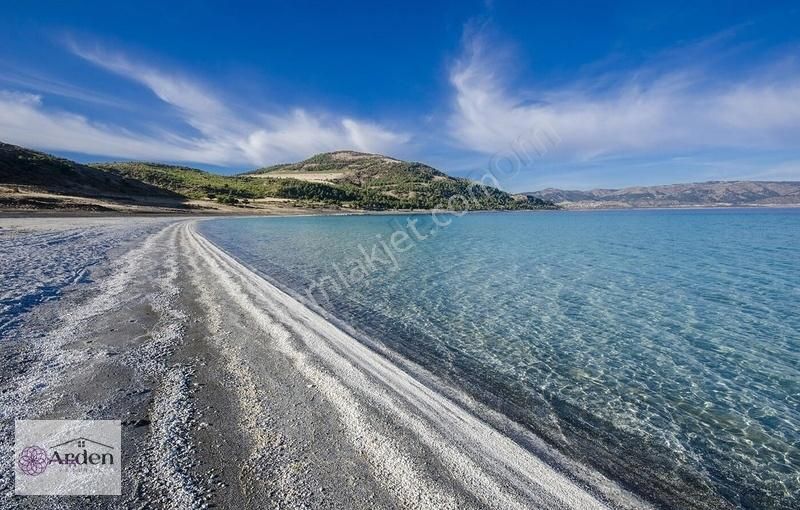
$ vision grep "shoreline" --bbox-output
[188,221,654,509]
[197,215,740,510]
[1,216,651,508]
[2,202,799,221]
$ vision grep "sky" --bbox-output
[0,1,799,191]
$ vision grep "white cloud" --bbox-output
[341,118,409,153]
[241,110,408,163]
[449,35,800,161]
[0,90,42,106]
[0,90,221,162]
[0,43,409,167]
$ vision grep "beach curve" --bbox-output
[182,220,650,509]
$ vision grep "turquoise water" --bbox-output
[200,209,800,509]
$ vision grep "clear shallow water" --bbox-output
[200,209,800,509]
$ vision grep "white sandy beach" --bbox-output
[0,217,652,509]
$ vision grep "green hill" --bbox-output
[94,161,359,206]
[246,151,556,210]
[0,142,179,200]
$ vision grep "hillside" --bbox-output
[0,142,181,210]
[526,181,800,209]
[94,161,359,206]
[246,151,554,210]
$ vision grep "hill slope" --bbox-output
[94,161,359,206]
[0,142,179,200]
[527,181,800,209]
[247,151,555,210]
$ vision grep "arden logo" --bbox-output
[14,420,121,495]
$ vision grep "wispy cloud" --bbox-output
[0,42,409,167]
[448,31,800,162]
[0,65,132,109]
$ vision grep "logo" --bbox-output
[17,446,48,476]
[14,420,121,495]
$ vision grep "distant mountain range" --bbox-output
[526,181,800,209]
[0,141,554,212]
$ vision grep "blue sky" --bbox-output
[1,1,799,191]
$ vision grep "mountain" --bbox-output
[526,181,800,209]
[244,151,556,210]
[0,142,181,209]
